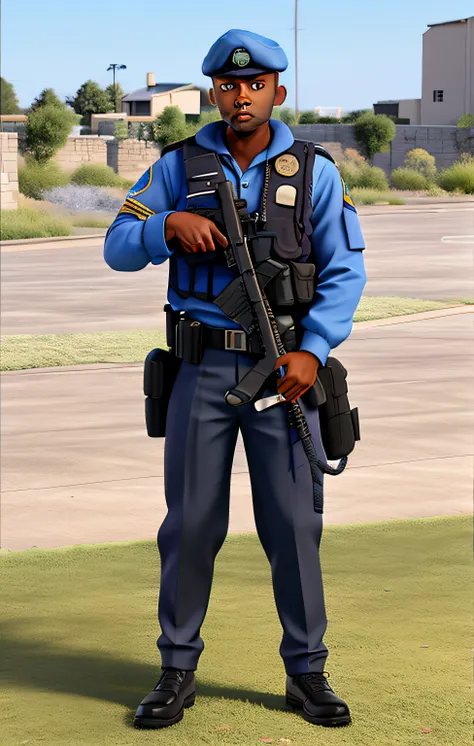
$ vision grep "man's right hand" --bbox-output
[165,212,228,254]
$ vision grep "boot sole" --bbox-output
[134,692,195,729]
[286,693,351,727]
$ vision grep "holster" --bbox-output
[314,357,361,460]
[144,347,182,437]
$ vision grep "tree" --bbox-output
[66,81,113,125]
[29,88,64,113]
[25,104,76,162]
[353,112,396,163]
[279,107,298,126]
[341,109,372,123]
[1,77,21,114]
[457,114,474,128]
[114,119,129,140]
[151,106,188,147]
[298,111,320,124]
[105,83,125,113]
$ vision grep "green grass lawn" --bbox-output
[1,297,470,371]
[0,516,470,746]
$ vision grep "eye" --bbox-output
[251,82,265,91]
[220,83,235,91]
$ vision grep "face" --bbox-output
[209,72,286,133]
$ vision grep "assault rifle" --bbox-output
[212,180,348,514]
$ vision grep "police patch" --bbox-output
[126,167,152,198]
[232,48,251,67]
[341,176,356,212]
[340,176,365,250]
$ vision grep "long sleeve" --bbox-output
[298,157,367,366]
[103,153,180,272]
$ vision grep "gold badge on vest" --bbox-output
[274,154,300,177]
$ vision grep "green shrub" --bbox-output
[403,148,437,182]
[353,112,396,162]
[0,208,72,240]
[338,162,389,190]
[71,164,126,188]
[25,104,76,162]
[390,168,429,190]
[279,107,298,126]
[457,114,474,128]
[151,106,188,147]
[437,161,474,194]
[341,148,366,167]
[351,188,404,205]
[113,120,129,140]
[19,159,70,200]
[298,111,319,124]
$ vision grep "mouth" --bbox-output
[234,108,253,122]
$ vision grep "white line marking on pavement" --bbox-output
[441,235,474,243]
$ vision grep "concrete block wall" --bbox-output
[107,139,160,181]
[54,136,107,172]
[290,124,474,175]
[0,132,19,210]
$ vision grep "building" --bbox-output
[374,15,473,125]
[121,74,201,118]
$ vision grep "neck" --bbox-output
[225,121,272,172]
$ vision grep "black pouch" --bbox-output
[316,357,361,460]
[175,318,204,364]
[144,348,182,437]
[289,262,316,304]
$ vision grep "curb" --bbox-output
[0,232,107,247]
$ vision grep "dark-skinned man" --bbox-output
[104,28,366,730]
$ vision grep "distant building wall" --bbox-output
[398,99,421,124]
[54,136,107,171]
[0,132,19,210]
[421,18,474,125]
[107,139,160,181]
[290,124,474,174]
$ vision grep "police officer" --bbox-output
[104,28,366,730]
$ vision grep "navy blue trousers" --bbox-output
[157,347,329,675]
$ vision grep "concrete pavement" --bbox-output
[1,308,472,550]
[1,206,473,336]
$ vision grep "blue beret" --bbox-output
[202,29,288,78]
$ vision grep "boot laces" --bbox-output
[299,671,332,693]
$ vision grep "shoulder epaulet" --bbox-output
[160,135,196,158]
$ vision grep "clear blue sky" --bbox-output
[2,0,473,112]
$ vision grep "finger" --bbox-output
[277,377,298,397]
[210,223,228,247]
[201,229,215,252]
[274,354,291,370]
[286,385,305,402]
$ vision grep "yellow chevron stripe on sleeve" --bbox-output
[125,197,155,216]
[118,206,147,220]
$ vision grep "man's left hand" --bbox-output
[274,351,320,402]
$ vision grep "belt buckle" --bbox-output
[225,329,246,351]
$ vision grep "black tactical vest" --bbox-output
[161,135,336,309]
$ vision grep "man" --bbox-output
[104,28,366,730]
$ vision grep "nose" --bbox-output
[234,84,252,108]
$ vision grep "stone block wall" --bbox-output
[290,124,474,175]
[107,139,160,181]
[1,132,19,210]
[54,136,107,172]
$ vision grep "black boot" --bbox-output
[286,671,351,727]
[134,667,196,728]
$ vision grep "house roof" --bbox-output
[122,83,194,102]
[427,16,472,27]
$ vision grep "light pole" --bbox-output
[107,64,127,112]
[294,0,299,119]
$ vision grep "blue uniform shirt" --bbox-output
[104,119,367,366]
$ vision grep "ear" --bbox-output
[208,87,217,106]
[274,85,287,107]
